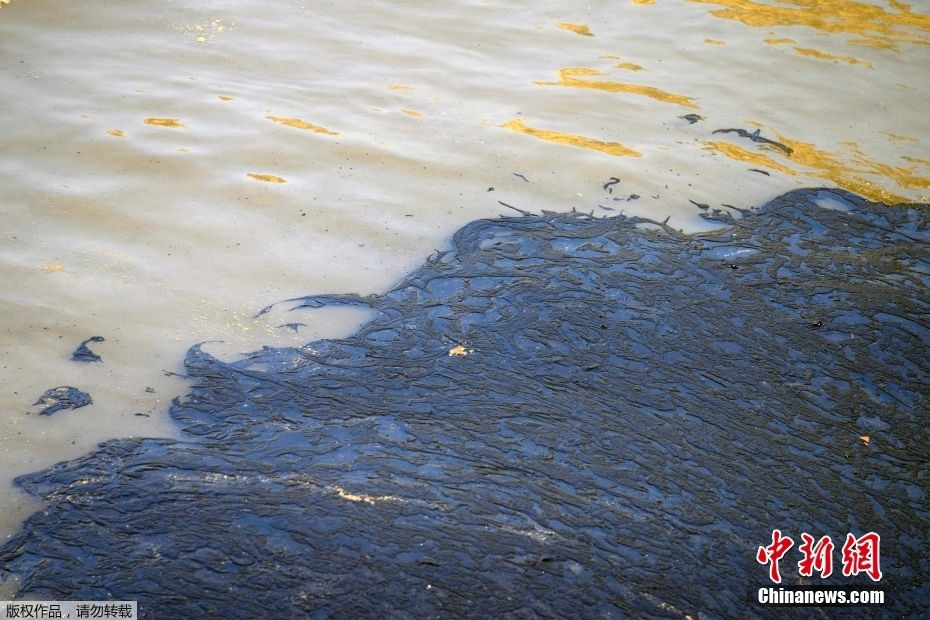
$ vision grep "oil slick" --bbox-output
[4,188,927,616]
[2,0,929,571]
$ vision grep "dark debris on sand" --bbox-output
[32,386,92,416]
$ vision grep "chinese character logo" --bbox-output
[798,533,834,578]
[757,529,794,584]
[758,531,882,583]
[841,532,882,581]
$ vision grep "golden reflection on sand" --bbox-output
[885,133,919,143]
[502,118,642,157]
[793,47,874,67]
[535,67,699,108]
[704,133,930,204]
[764,38,874,66]
[107,129,125,139]
[703,141,796,175]
[687,0,930,50]
[144,118,185,128]
[266,116,339,135]
[246,173,287,183]
[902,155,930,166]
[557,22,594,36]
[781,134,930,202]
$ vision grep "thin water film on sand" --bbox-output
[1,188,928,617]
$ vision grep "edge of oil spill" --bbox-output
[1,187,928,618]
